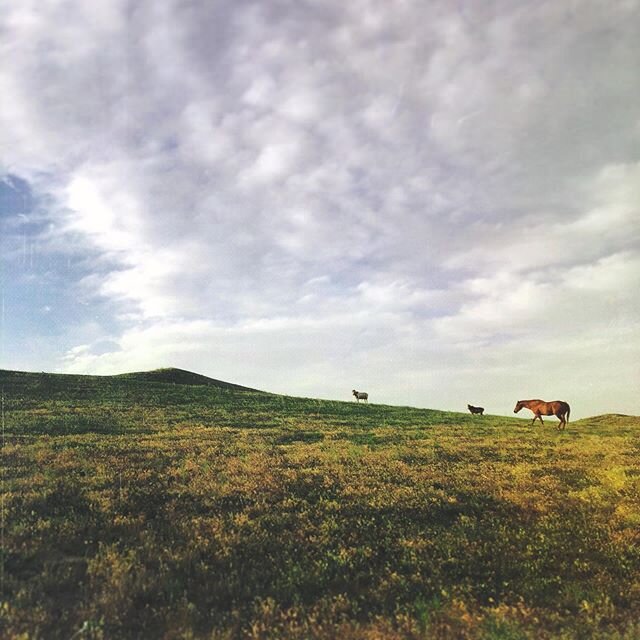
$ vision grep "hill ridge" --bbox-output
[113,367,261,391]
[1,368,638,421]
[0,366,261,393]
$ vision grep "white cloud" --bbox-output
[241,140,304,185]
[1,0,639,417]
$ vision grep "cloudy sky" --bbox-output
[1,0,639,418]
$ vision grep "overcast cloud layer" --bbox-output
[1,0,639,418]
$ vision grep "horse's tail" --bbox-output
[566,403,570,424]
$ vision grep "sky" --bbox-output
[1,0,639,419]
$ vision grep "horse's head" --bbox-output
[514,400,524,413]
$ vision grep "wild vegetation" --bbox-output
[2,369,640,639]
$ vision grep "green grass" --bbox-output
[2,369,640,639]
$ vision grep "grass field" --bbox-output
[2,368,640,639]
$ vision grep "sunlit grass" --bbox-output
[2,369,640,639]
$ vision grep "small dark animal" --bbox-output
[352,389,368,403]
[514,399,570,430]
[468,404,484,415]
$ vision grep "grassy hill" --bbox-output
[2,369,640,639]
[113,367,261,391]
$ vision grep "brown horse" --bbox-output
[514,399,570,429]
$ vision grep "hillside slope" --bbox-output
[112,366,261,391]
[0,366,260,401]
[2,371,640,639]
